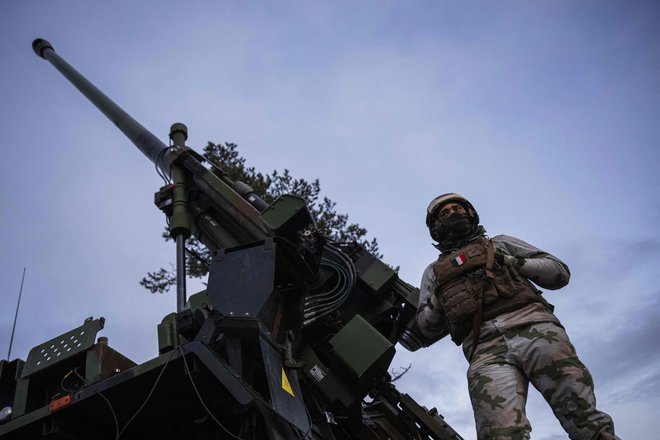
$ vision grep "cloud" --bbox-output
[584,293,660,395]
[605,240,660,277]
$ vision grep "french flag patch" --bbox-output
[451,253,467,267]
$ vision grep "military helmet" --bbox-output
[425,193,479,227]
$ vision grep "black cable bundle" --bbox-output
[302,244,356,327]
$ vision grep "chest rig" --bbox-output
[431,238,548,347]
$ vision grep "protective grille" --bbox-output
[21,317,105,378]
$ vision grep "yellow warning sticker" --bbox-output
[281,368,295,397]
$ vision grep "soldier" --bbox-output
[416,193,619,440]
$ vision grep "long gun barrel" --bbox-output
[32,37,271,250]
[32,38,171,176]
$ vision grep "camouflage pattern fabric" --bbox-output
[464,321,619,440]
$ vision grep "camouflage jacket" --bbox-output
[417,234,571,345]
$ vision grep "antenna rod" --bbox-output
[8,268,26,360]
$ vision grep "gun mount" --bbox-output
[0,39,457,440]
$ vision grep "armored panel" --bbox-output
[85,341,136,383]
[207,241,276,317]
[21,317,104,378]
[0,359,23,410]
[259,333,310,433]
[353,247,397,296]
[300,347,355,408]
[259,195,314,241]
[329,314,395,384]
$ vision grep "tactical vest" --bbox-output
[430,238,550,346]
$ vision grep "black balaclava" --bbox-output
[426,193,486,253]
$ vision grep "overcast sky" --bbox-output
[1,2,658,439]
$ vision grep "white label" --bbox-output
[309,365,326,382]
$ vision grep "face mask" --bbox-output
[436,212,473,242]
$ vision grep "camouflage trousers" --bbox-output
[463,322,618,440]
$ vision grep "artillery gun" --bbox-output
[0,39,460,440]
